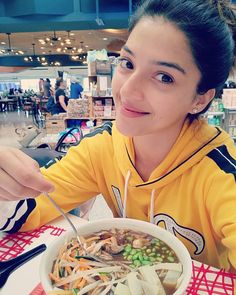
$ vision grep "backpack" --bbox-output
[46,96,56,113]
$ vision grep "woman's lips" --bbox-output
[120,105,150,118]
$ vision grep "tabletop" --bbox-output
[0,215,235,295]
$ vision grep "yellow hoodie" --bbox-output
[2,119,236,271]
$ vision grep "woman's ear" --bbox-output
[190,88,215,114]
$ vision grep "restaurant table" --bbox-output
[0,215,235,295]
[0,99,17,112]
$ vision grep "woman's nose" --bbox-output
[120,72,144,100]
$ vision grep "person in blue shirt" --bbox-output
[70,76,83,99]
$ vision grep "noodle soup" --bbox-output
[40,218,192,295]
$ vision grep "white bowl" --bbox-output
[40,218,192,295]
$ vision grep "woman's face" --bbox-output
[112,17,203,137]
[60,81,66,88]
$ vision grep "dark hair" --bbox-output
[55,78,63,89]
[129,0,236,121]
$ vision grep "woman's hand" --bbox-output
[0,147,54,201]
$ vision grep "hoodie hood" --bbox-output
[113,119,231,189]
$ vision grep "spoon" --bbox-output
[0,244,46,288]
[44,192,110,264]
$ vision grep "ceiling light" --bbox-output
[71,55,79,60]
[103,37,108,40]
[0,33,24,55]
[1,42,6,45]
[38,31,62,47]
[23,43,48,65]
[37,30,76,54]
[1,33,25,56]
[102,29,127,34]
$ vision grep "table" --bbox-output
[0,215,235,295]
[0,99,17,112]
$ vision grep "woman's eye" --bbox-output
[118,58,133,70]
[155,73,173,84]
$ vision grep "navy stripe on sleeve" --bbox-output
[207,145,236,181]
[83,121,113,139]
[3,199,36,233]
[0,200,25,231]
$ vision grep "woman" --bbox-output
[53,78,69,114]
[0,0,235,271]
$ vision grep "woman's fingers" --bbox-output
[0,186,40,201]
[0,168,42,200]
[0,147,55,200]
[0,186,15,200]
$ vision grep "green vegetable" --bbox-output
[127,255,133,261]
[99,272,109,274]
[133,260,141,267]
[167,256,175,262]
[132,253,139,260]
[130,249,137,255]
[59,268,64,278]
[125,245,132,253]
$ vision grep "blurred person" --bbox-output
[70,76,83,99]
[43,78,51,98]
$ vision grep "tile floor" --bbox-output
[0,110,113,220]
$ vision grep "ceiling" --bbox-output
[0,0,135,68]
[0,29,128,56]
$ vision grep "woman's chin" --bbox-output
[116,118,141,137]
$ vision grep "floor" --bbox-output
[0,110,113,221]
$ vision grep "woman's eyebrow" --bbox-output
[121,45,186,75]
[122,45,134,56]
[153,61,186,75]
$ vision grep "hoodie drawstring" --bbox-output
[123,170,131,218]
[150,189,156,224]
[122,170,156,223]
